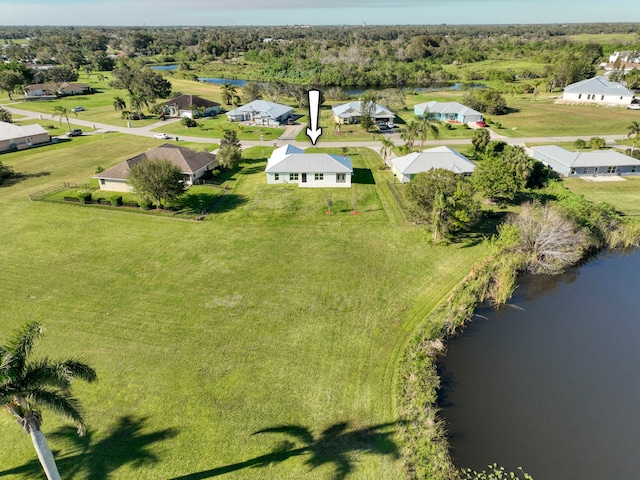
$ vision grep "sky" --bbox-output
[1,0,639,26]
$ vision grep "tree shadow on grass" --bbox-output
[0,171,51,188]
[352,168,375,185]
[207,193,248,214]
[175,191,221,215]
[170,421,402,480]
[0,415,178,480]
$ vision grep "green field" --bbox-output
[0,137,487,479]
[564,176,640,215]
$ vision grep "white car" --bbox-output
[71,106,84,112]
[153,133,171,139]
[627,104,640,110]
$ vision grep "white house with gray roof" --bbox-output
[226,100,294,126]
[531,145,640,177]
[413,101,483,124]
[391,146,476,183]
[332,101,395,124]
[0,122,50,153]
[561,76,634,105]
[265,144,352,188]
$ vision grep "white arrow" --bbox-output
[306,89,322,145]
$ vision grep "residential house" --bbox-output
[226,100,294,126]
[391,146,476,183]
[57,82,92,95]
[561,76,634,105]
[94,144,217,192]
[531,145,640,177]
[413,101,483,124]
[331,101,395,124]
[265,144,353,188]
[23,81,92,100]
[163,94,221,119]
[0,122,50,152]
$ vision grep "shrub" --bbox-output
[574,138,588,149]
[181,117,198,128]
[78,192,92,204]
[589,137,606,149]
[139,198,154,210]
[110,195,123,206]
[123,201,140,208]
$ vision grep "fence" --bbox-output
[28,182,81,201]
[386,180,410,222]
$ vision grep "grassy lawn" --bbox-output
[155,115,285,141]
[563,176,640,215]
[0,136,487,479]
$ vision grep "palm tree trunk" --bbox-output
[29,426,61,480]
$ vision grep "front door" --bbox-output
[301,173,307,183]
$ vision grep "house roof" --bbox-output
[95,144,217,180]
[0,122,49,142]
[58,82,90,90]
[226,100,293,120]
[531,146,640,168]
[165,94,220,110]
[564,76,634,97]
[414,101,482,118]
[392,146,476,175]
[331,101,395,118]
[265,145,352,174]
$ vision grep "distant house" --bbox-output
[0,122,50,152]
[226,100,294,126]
[391,146,476,183]
[561,76,634,105]
[531,145,640,177]
[57,82,92,96]
[331,101,395,124]
[413,101,483,124]
[265,144,353,188]
[94,144,217,192]
[163,94,221,119]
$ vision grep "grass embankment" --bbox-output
[0,137,489,479]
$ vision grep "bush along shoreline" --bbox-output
[396,180,640,480]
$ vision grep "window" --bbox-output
[274,173,279,181]
[632,166,638,173]
[336,173,346,183]
[601,95,605,101]
[100,179,105,185]
[578,94,582,99]
[570,168,576,175]
[582,168,589,174]
[289,173,299,181]
[607,166,617,174]
[314,173,324,181]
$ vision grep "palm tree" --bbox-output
[113,96,127,113]
[221,83,237,106]
[379,136,394,167]
[401,120,420,152]
[418,113,439,150]
[128,92,149,117]
[52,106,71,131]
[1,322,97,480]
[628,121,640,154]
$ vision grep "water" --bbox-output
[149,64,179,71]
[439,249,640,479]
[197,77,248,87]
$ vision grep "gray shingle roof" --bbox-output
[95,144,217,180]
[0,122,49,141]
[226,100,293,120]
[331,101,395,118]
[392,146,476,175]
[531,145,640,168]
[165,94,220,110]
[414,101,482,118]
[266,145,352,174]
[564,76,634,97]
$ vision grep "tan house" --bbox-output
[0,122,50,152]
[163,94,221,119]
[24,82,92,99]
[94,144,217,192]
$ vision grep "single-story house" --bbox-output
[226,100,294,126]
[331,101,395,124]
[561,76,634,105]
[57,82,92,95]
[531,145,640,177]
[391,146,476,183]
[413,101,483,124]
[94,144,217,192]
[163,94,221,119]
[0,122,50,152]
[265,143,353,188]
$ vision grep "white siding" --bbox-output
[562,92,633,105]
[98,179,132,193]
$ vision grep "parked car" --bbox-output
[67,129,82,137]
[627,104,640,110]
[377,121,389,130]
[476,120,488,127]
[71,106,84,112]
[153,133,171,139]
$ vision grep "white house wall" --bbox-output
[266,173,351,187]
[98,179,132,192]
[562,92,633,105]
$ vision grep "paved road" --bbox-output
[3,104,629,152]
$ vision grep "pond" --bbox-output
[439,249,640,479]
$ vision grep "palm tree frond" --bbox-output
[26,387,88,435]
[6,322,44,373]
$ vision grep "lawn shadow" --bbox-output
[0,415,178,480]
[352,168,375,185]
[0,171,51,188]
[170,420,402,480]
[175,190,221,215]
[208,193,248,214]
